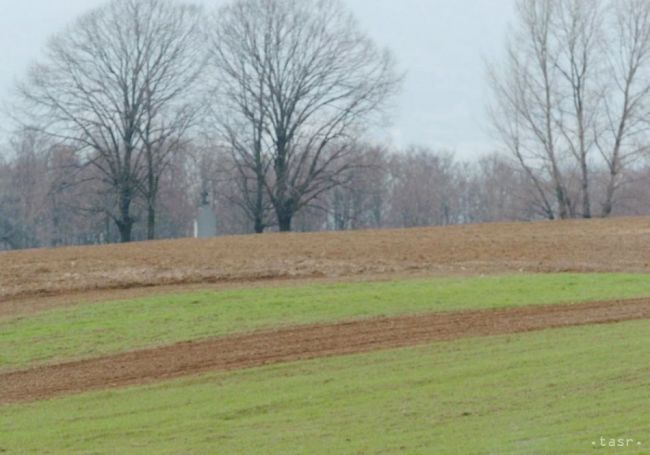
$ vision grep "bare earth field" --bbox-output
[2,297,650,404]
[3,216,650,303]
[3,219,650,453]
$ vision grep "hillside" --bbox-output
[2,218,650,453]
[3,217,650,303]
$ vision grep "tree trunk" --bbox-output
[581,163,592,219]
[556,186,570,219]
[602,175,616,217]
[254,170,265,234]
[117,220,133,243]
[273,145,293,232]
[277,209,292,232]
[117,187,134,243]
[147,203,156,240]
[146,150,157,240]
[602,142,623,218]
[254,215,265,234]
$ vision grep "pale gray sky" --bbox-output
[0,0,515,160]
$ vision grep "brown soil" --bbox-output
[3,217,650,309]
[3,298,650,405]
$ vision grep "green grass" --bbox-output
[2,320,649,454]
[2,273,650,369]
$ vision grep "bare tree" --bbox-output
[489,0,574,220]
[489,0,650,220]
[598,0,650,216]
[554,0,604,218]
[0,130,51,249]
[208,0,400,232]
[137,4,206,240]
[468,153,541,222]
[385,147,460,228]
[17,0,205,242]
[327,146,390,230]
[206,13,273,234]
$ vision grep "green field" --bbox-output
[2,273,650,454]
[2,273,650,369]
[2,320,649,454]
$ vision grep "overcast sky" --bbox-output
[0,0,515,160]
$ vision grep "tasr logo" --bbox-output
[592,437,643,449]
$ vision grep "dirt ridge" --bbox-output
[3,298,650,405]
[4,217,650,304]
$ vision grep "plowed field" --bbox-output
[3,217,650,303]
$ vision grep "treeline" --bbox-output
[5,129,650,250]
[0,132,533,249]
[4,0,650,250]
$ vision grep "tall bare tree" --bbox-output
[17,0,205,242]
[208,0,400,232]
[489,0,650,219]
[489,0,574,220]
[598,0,650,216]
[554,0,604,218]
